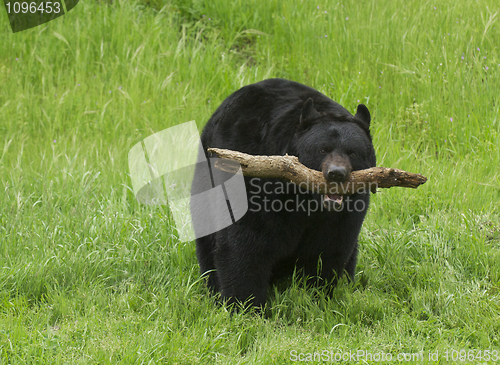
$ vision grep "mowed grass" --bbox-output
[0,0,499,363]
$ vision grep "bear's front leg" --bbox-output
[212,212,303,308]
[214,230,273,308]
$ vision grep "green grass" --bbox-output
[1,0,499,363]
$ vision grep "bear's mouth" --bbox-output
[323,194,343,209]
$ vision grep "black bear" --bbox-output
[191,78,376,308]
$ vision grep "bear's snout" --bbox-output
[324,165,350,182]
[322,153,352,182]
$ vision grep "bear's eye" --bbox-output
[349,152,356,158]
[320,149,327,154]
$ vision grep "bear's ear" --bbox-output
[300,98,321,128]
[354,104,371,126]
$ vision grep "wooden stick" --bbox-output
[207,148,427,195]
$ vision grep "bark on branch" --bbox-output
[207,148,427,195]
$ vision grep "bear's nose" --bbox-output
[325,166,348,182]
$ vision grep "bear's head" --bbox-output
[290,98,376,209]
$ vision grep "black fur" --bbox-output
[191,78,376,308]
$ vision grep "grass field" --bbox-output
[1,0,500,363]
